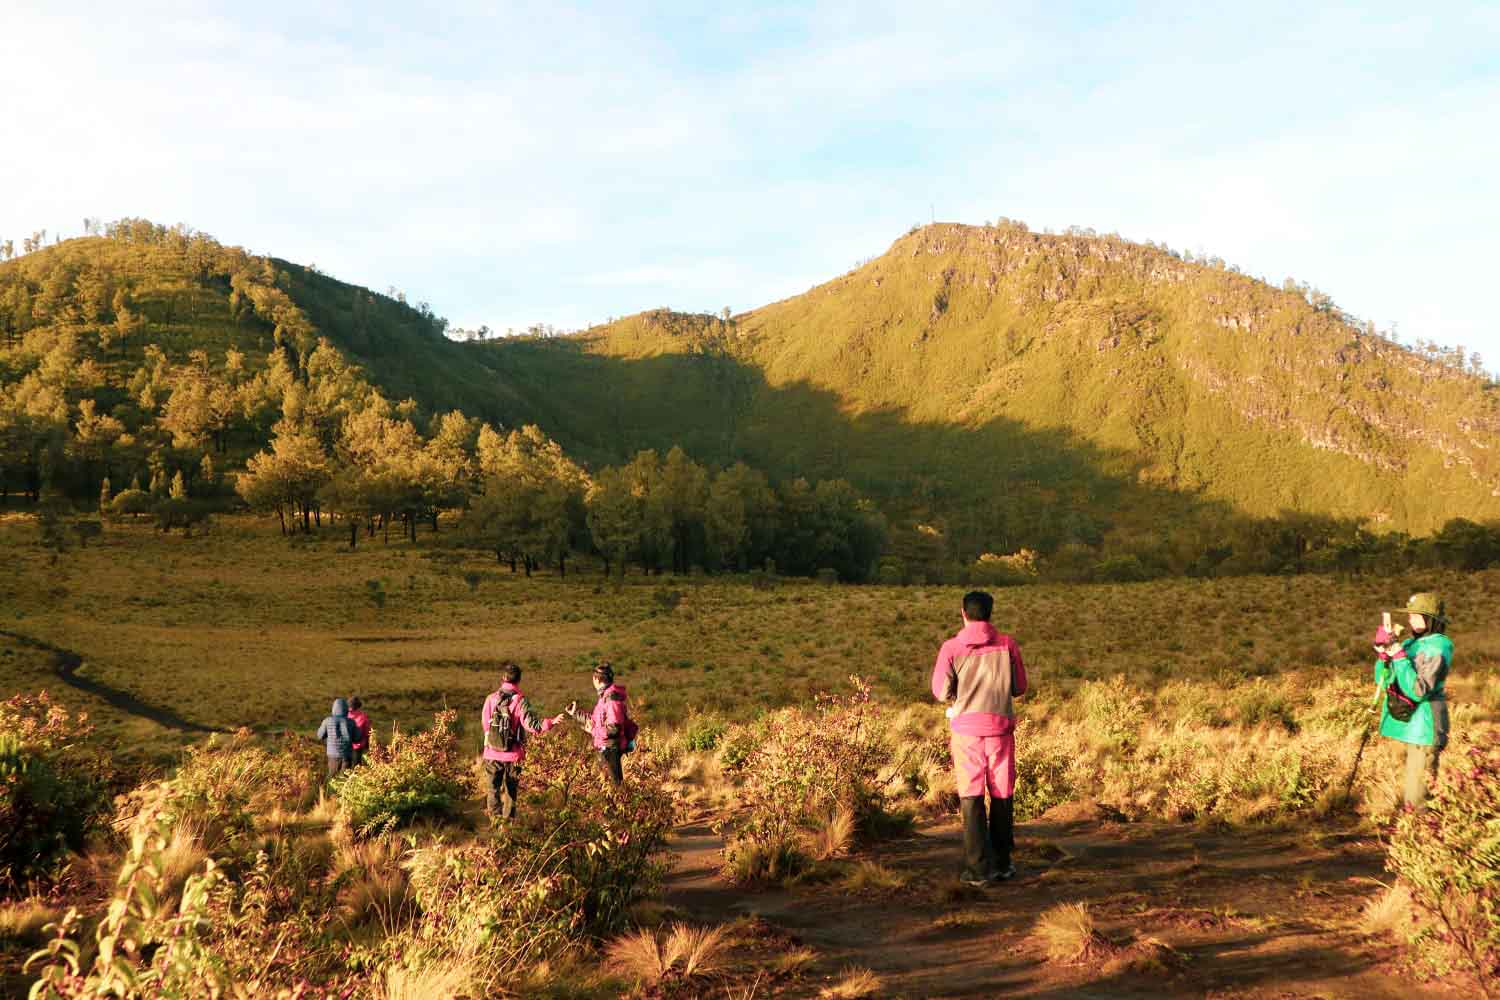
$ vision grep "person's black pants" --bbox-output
[484,760,520,818]
[961,795,1013,880]
[597,748,623,783]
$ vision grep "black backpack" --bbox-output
[485,691,520,752]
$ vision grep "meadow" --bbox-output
[3,515,1498,997]
[5,516,1497,757]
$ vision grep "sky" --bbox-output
[3,1,1497,363]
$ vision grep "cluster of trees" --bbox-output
[240,409,888,580]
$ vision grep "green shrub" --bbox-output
[716,677,896,885]
[1077,677,1149,751]
[402,730,676,995]
[681,716,726,752]
[334,710,468,838]
[0,693,109,885]
[1388,729,1500,988]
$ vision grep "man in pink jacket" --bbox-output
[481,663,564,819]
[932,590,1028,886]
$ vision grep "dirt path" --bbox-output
[0,628,225,733]
[664,808,1470,999]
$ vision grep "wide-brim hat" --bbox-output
[1389,592,1448,622]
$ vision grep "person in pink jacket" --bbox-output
[481,663,565,819]
[931,590,1029,886]
[566,662,637,783]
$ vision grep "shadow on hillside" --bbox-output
[472,337,1238,549]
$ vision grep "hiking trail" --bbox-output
[664,808,1467,999]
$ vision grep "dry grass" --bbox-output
[1034,902,1117,963]
[837,860,908,894]
[818,966,884,998]
[805,806,856,861]
[0,898,65,944]
[774,946,819,976]
[154,818,210,903]
[931,910,990,932]
[606,922,728,985]
[375,959,476,1000]
[1360,883,1414,938]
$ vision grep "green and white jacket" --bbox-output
[1374,633,1453,749]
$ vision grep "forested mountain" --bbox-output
[0,222,885,580]
[4,218,1497,582]
[476,223,1500,568]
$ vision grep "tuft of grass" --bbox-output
[376,959,476,1000]
[818,966,884,998]
[837,860,909,894]
[774,946,819,976]
[1035,902,1116,963]
[1359,883,1414,938]
[805,807,856,861]
[931,910,990,932]
[0,899,65,945]
[606,922,728,985]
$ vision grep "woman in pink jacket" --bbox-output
[566,662,637,783]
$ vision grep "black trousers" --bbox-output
[597,748,623,783]
[961,796,1013,880]
[484,759,521,818]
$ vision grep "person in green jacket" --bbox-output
[1371,592,1453,809]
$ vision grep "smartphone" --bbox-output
[1382,612,1391,632]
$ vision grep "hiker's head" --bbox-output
[502,662,522,686]
[1394,592,1447,636]
[592,662,614,692]
[350,697,362,711]
[961,590,994,623]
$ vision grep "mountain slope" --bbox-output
[0,227,509,424]
[477,223,1500,541]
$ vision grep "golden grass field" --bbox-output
[3,514,1496,762]
[5,514,1500,997]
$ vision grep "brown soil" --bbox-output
[664,809,1474,999]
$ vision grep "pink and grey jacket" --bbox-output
[481,682,554,764]
[585,683,631,751]
[931,621,1028,737]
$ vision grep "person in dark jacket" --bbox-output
[316,698,356,778]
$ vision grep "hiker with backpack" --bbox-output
[316,698,356,779]
[481,662,566,819]
[565,662,637,783]
[931,590,1029,887]
[1371,592,1453,809]
[348,696,371,766]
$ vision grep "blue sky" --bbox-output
[4,2,1497,364]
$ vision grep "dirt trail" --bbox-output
[0,628,225,733]
[665,810,1468,999]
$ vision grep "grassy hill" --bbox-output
[474,223,1500,549]
[6,219,1498,563]
[0,226,510,425]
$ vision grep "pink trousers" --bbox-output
[951,731,1017,798]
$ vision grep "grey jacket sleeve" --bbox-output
[1411,651,1448,698]
[316,719,329,741]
